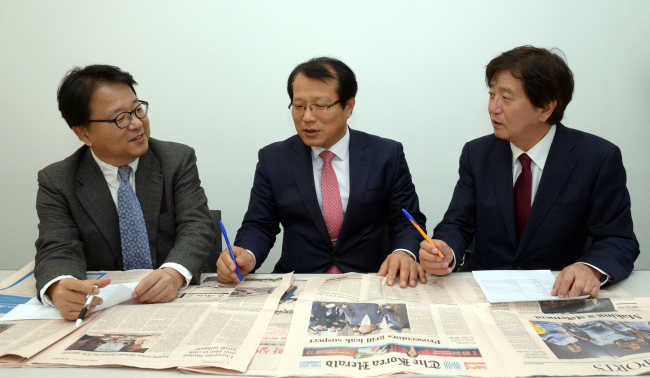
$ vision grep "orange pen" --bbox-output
[401,208,445,260]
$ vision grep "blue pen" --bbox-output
[220,221,243,281]
[402,208,445,260]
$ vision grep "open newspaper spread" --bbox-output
[29,273,293,371]
[0,262,150,363]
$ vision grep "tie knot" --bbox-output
[319,150,336,164]
[518,153,532,170]
[118,166,132,183]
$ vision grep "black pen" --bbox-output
[76,285,98,327]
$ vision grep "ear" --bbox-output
[539,100,557,123]
[345,97,356,118]
[72,125,93,147]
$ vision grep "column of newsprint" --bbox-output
[29,273,293,371]
[278,273,509,377]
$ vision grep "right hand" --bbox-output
[419,239,454,275]
[216,246,255,283]
[46,277,111,320]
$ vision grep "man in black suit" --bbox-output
[420,46,639,298]
[217,57,427,288]
[35,65,214,319]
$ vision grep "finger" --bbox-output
[551,272,564,296]
[408,261,418,287]
[133,271,161,299]
[90,296,103,307]
[137,278,167,303]
[65,291,95,306]
[399,258,410,288]
[419,240,435,254]
[568,277,586,298]
[216,254,235,283]
[377,260,389,277]
[87,277,111,289]
[386,258,400,286]
[418,264,427,284]
[418,247,436,262]
[556,272,575,299]
[145,285,175,304]
[66,279,102,296]
[590,283,600,298]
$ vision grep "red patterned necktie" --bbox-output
[320,151,344,274]
[514,153,532,242]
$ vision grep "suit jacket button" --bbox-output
[332,256,338,262]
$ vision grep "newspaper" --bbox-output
[0,263,151,363]
[476,296,650,376]
[278,273,509,377]
[30,273,293,372]
[180,278,307,376]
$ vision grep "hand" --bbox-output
[216,246,255,283]
[377,250,427,288]
[552,263,603,298]
[418,239,454,274]
[132,268,185,303]
[47,277,111,320]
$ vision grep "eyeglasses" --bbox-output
[288,100,341,115]
[88,101,149,129]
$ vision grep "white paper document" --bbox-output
[472,270,589,303]
[0,282,138,321]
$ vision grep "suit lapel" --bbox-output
[75,148,122,265]
[489,140,518,251]
[135,148,164,267]
[336,129,371,251]
[289,138,332,248]
[517,124,578,255]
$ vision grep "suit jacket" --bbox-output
[34,138,215,298]
[234,128,426,273]
[433,123,639,283]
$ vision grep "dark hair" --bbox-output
[57,65,137,128]
[486,46,574,125]
[287,57,357,108]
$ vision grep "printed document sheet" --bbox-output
[472,270,589,303]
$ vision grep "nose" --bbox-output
[128,114,144,130]
[302,106,317,122]
[488,97,502,115]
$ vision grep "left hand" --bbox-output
[132,268,185,304]
[377,251,427,288]
[551,263,603,298]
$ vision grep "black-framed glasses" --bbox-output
[288,100,341,114]
[88,101,149,129]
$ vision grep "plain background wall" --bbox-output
[1,0,648,273]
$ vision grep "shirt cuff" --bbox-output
[576,262,611,286]
[160,263,192,289]
[392,249,416,261]
[244,249,257,266]
[40,275,77,306]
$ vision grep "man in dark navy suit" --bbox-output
[217,57,427,288]
[421,46,639,298]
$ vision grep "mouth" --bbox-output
[303,128,320,137]
[491,119,504,127]
[130,133,145,142]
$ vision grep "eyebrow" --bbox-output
[109,99,140,117]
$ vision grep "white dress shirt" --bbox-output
[510,125,609,285]
[40,149,192,305]
[245,127,416,265]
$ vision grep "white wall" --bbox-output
[1,0,648,272]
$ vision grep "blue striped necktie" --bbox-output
[117,166,153,270]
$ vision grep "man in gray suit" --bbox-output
[35,65,214,320]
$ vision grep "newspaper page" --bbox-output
[180,278,307,376]
[31,273,293,372]
[475,296,650,377]
[279,274,509,377]
[0,264,150,363]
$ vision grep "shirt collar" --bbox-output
[90,148,139,186]
[510,125,556,170]
[311,126,350,161]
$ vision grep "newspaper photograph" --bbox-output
[30,273,292,371]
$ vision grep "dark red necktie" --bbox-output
[514,153,532,242]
